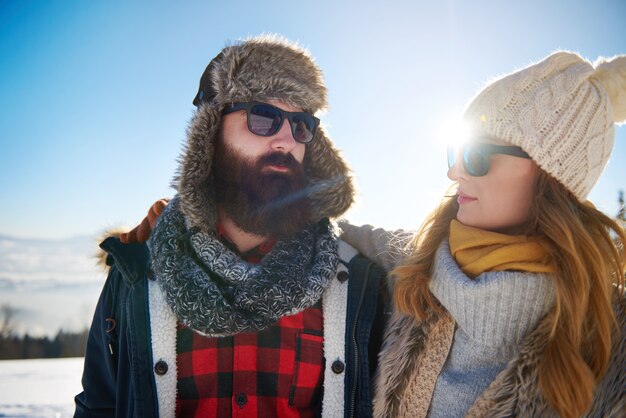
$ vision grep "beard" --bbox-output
[212,138,312,240]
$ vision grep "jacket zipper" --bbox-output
[349,262,372,418]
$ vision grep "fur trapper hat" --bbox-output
[463,51,626,201]
[177,35,355,233]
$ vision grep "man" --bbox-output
[75,35,388,418]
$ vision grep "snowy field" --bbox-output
[0,357,83,418]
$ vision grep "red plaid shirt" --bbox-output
[175,227,325,417]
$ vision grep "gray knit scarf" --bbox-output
[148,197,339,337]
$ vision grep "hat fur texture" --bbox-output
[177,35,355,233]
[463,51,626,200]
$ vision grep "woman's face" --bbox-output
[447,140,538,234]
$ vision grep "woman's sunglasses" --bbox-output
[222,102,320,144]
[447,143,531,176]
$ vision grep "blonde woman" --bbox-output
[341,52,625,417]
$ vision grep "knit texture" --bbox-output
[149,196,339,337]
[463,52,626,200]
[395,314,455,418]
[426,241,555,417]
[372,310,450,418]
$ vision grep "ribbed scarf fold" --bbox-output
[449,220,554,278]
[148,196,339,337]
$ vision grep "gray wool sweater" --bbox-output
[426,241,555,417]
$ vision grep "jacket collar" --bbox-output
[100,236,150,286]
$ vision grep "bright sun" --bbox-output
[435,115,472,150]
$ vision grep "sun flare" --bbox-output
[436,115,472,150]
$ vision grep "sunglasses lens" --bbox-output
[447,144,490,176]
[248,104,283,136]
[464,148,489,176]
[447,146,457,168]
[290,114,316,143]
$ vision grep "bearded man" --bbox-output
[74,35,389,418]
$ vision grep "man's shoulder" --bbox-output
[337,239,359,264]
[99,235,150,286]
[337,239,386,281]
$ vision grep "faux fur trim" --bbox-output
[96,228,129,270]
[148,280,178,418]
[320,240,354,418]
[210,35,328,113]
[372,312,445,418]
[176,35,355,234]
[396,314,454,418]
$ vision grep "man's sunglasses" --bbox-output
[222,102,320,144]
[447,143,531,176]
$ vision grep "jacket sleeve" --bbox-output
[74,268,120,418]
[338,220,414,272]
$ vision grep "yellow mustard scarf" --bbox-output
[449,219,554,277]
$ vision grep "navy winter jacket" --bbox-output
[75,237,389,418]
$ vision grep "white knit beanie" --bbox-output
[463,51,626,200]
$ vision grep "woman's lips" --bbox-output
[457,191,477,204]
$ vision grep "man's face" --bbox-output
[213,100,312,239]
[220,99,306,167]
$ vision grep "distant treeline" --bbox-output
[0,329,88,360]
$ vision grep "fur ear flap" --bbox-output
[304,126,355,221]
[177,104,220,233]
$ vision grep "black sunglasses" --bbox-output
[222,102,319,144]
[447,143,531,176]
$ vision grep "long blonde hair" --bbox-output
[393,170,625,417]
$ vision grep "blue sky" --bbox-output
[1,0,625,239]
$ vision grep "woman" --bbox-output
[341,51,626,417]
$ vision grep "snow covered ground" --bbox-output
[0,357,83,418]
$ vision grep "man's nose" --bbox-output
[270,120,298,153]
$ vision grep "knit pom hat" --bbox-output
[176,34,355,233]
[463,51,626,200]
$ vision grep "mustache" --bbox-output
[257,152,300,170]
